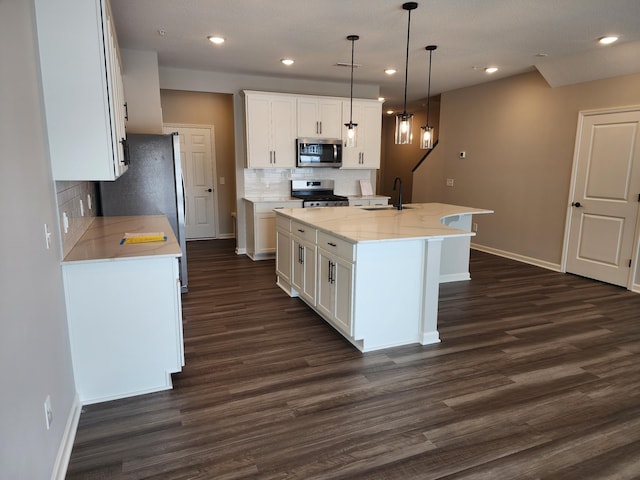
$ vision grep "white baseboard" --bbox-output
[440,273,471,283]
[421,331,441,345]
[235,247,246,255]
[471,243,562,272]
[216,233,235,239]
[51,394,81,480]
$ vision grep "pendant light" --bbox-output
[395,2,418,145]
[420,45,437,150]
[344,34,359,148]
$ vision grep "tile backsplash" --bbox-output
[244,168,377,198]
[56,181,97,258]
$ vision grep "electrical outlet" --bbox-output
[44,223,52,249]
[44,395,53,430]
[459,151,466,159]
[62,212,69,234]
[80,199,85,217]
[446,178,455,187]
[219,177,225,185]
[473,223,478,232]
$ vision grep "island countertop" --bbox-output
[274,203,493,243]
[62,215,182,264]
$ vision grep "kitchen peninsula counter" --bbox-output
[63,215,182,263]
[61,214,184,404]
[274,203,492,352]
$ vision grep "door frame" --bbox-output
[163,123,220,240]
[561,105,640,292]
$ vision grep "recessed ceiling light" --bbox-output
[484,66,499,74]
[598,36,619,45]
[386,110,394,115]
[281,58,294,66]
[207,36,225,44]
[378,97,385,102]
[384,68,397,75]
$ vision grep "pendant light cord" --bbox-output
[349,36,355,124]
[426,48,432,125]
[402,7,412,116]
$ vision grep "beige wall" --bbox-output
[412,70,640,268]
[380,98,441,203]
[1,0,76,476]
[160,90,237,237]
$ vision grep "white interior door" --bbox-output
[565,109,640,287]
[164,125,217,239]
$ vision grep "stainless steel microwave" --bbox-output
[296,138,342,168]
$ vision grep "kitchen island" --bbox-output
[62,215,184,404]
[275,203,492,352]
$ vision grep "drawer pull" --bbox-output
[328,242,337,247]
[297,229,305,233]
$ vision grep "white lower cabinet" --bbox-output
[245,199,302,260]
[62,256,183,404]
[348,197,389,207]
[291,221,317,306]
[317,248,353,335]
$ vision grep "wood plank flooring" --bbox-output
[66,240,640,479]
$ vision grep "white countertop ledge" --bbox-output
[274,203,493,243]
[62,215,182,263]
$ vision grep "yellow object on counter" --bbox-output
[120,232,167,245]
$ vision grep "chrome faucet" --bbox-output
[393,177,403,210]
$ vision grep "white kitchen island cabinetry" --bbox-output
[35,0,128,181]
[275,204,493,352]
[297,96,343,139]
[244,91,296,168]
[341,100,382,169]
[316,232,354,336]
[62,216,184,404]
[290,221,318,306]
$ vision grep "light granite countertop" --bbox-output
[62,215,182,263]
[275,203,493,243]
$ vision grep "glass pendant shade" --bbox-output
[395,2,418,145]
[345,122,358,148]
[395,113,413,144]
[420,45,438,150]
[419,125,434,149]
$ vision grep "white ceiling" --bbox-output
[110,0,640,110]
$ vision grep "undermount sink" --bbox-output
[360,206,414,211]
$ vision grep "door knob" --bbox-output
[207,188,213,192]
[571,201,582,207]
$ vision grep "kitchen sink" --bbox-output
[360,206,414,211]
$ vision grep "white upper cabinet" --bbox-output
[297,97,342,139]
[244,91,296,168]
[35,0,128,181]
[341,100,382,169]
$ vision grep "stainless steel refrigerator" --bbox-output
[98,133,188,292]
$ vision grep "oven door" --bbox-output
[296,138,342,168]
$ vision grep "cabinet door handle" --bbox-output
[331,261,336,284]
[300,245,304,264]
[319,121,323,135]
[124,102,129,121]
[120,137,130,165]
[273,151,276,164]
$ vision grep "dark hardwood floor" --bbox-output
[66,239,640,479]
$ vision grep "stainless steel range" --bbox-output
[291,180,349,208]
